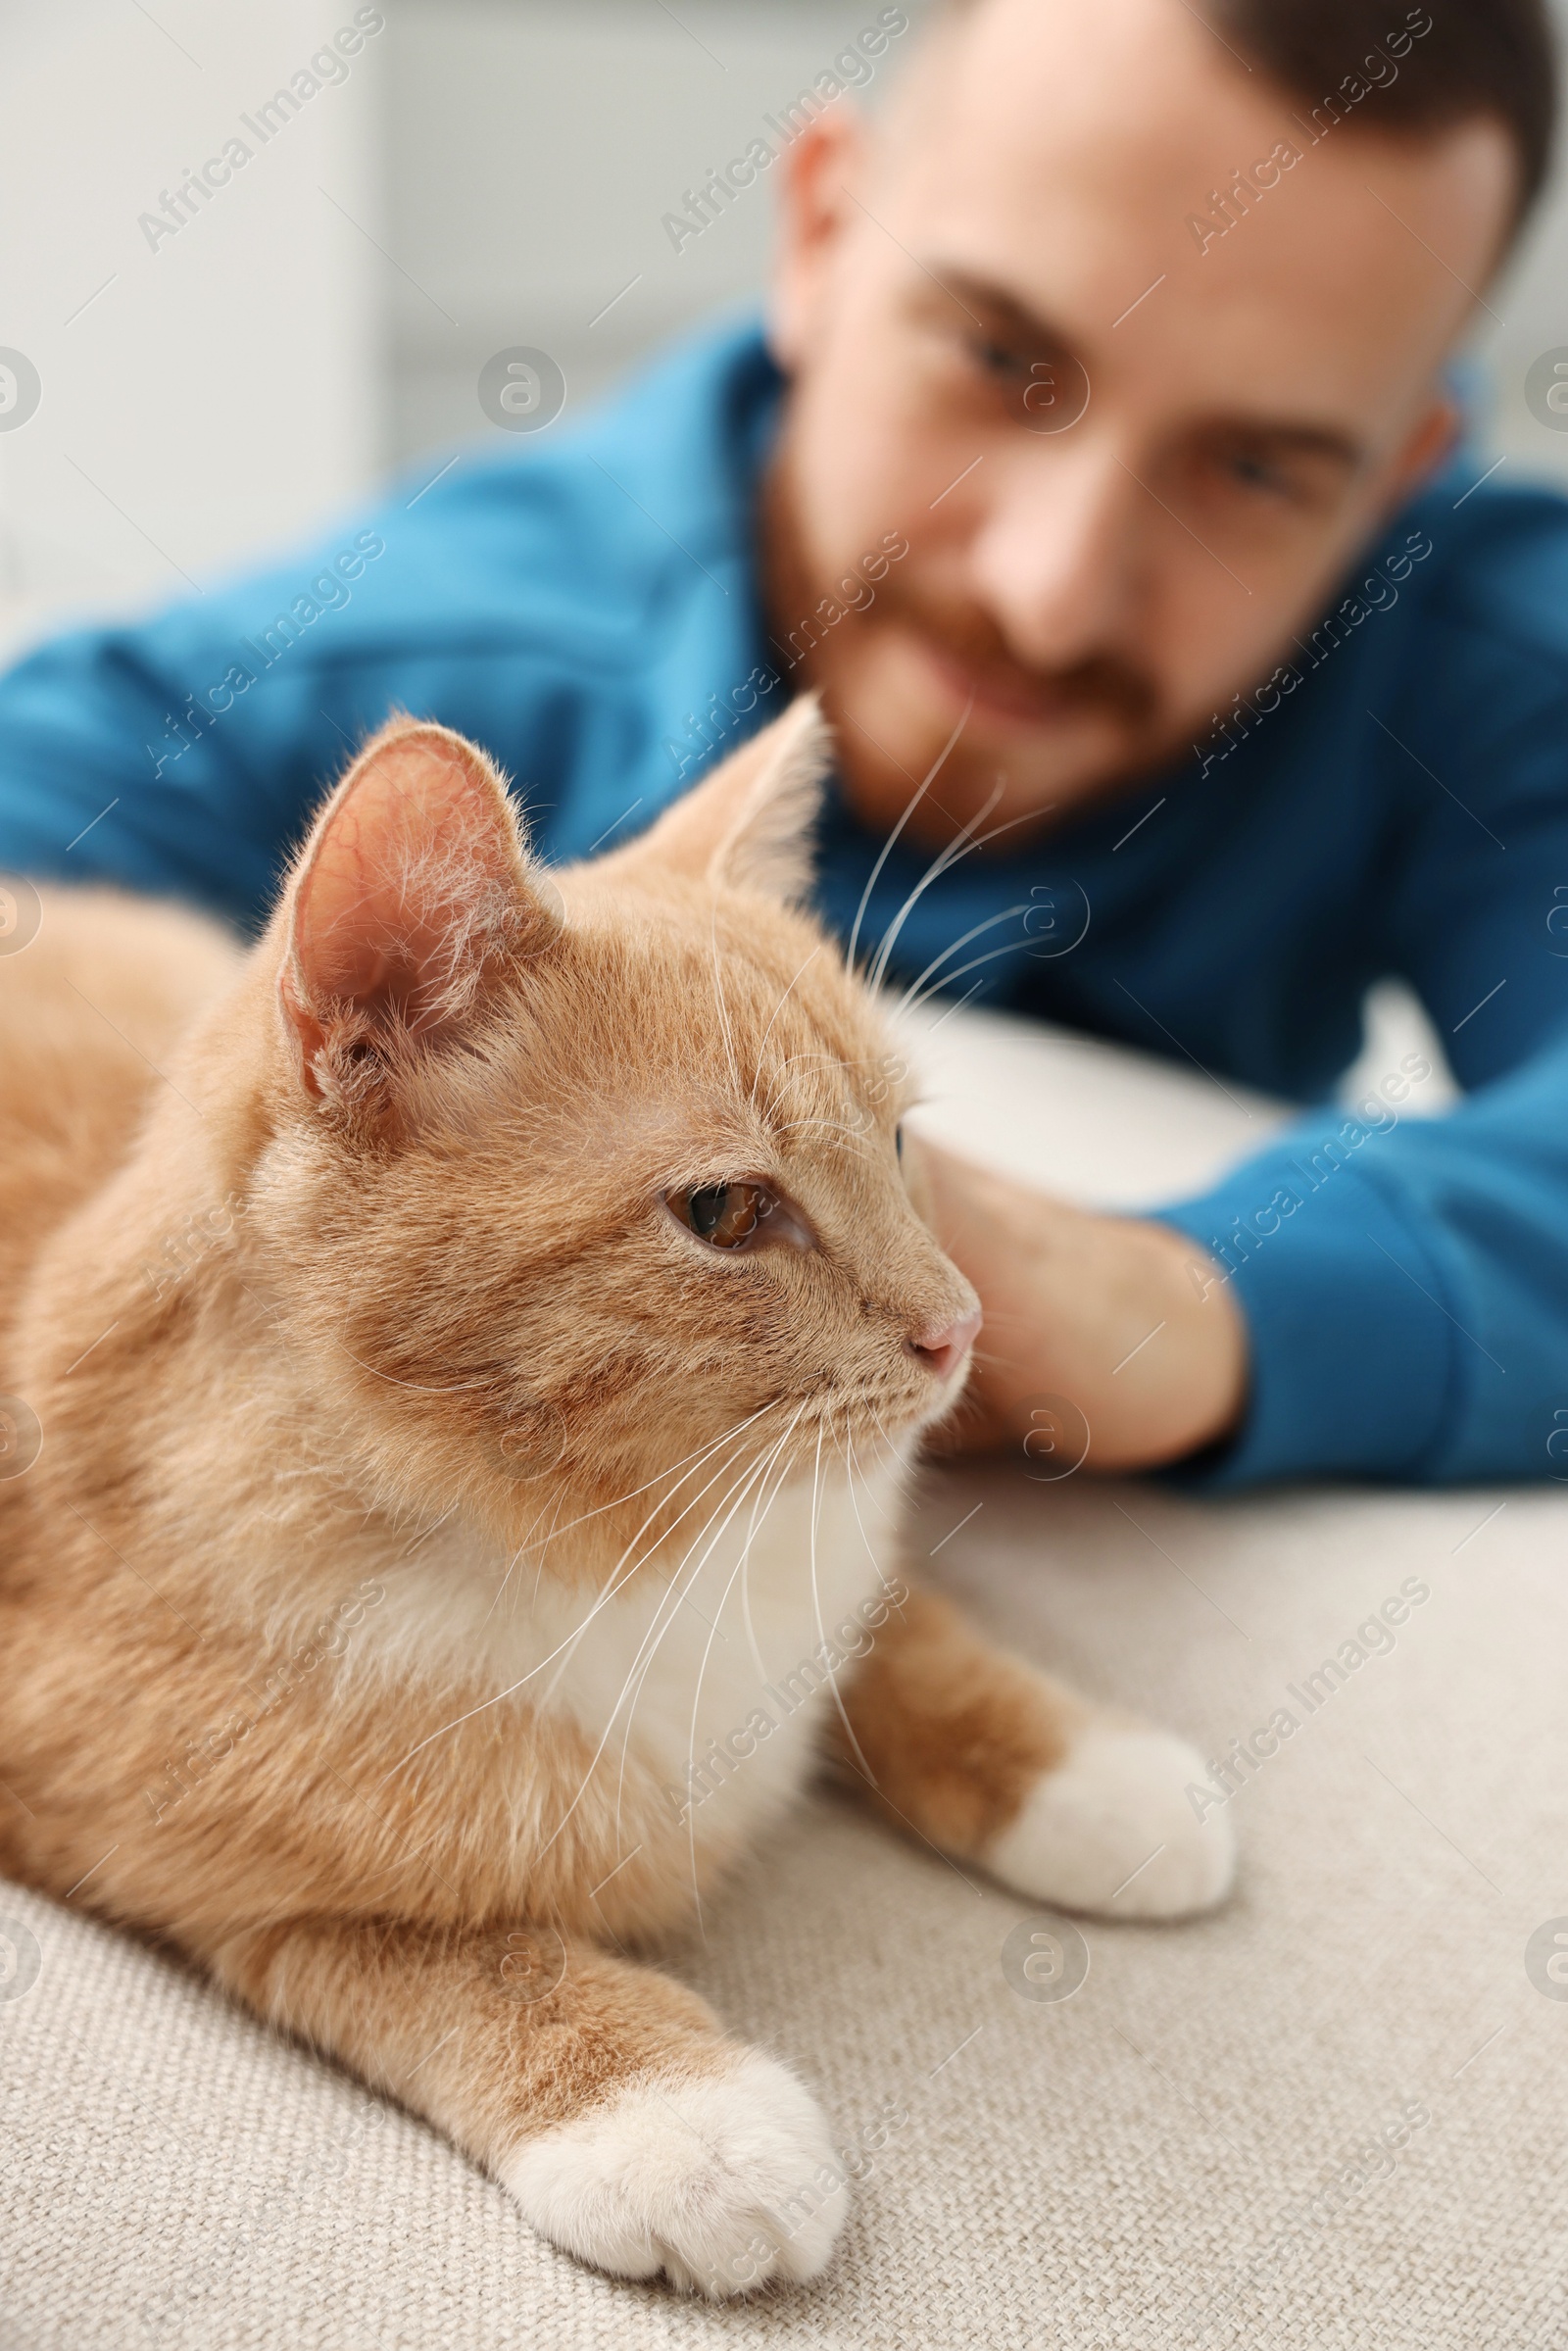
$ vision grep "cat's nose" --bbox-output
[907,1308,982,1382]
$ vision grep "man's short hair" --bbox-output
[938,0,1559,232]
[1208,0,1558,225]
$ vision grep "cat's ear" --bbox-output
[612,693,830,906]
[276,716,560,1100]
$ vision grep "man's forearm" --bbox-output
[912,1140,1248,1471]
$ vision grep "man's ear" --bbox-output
[767,108,870,374]
[1380,390,1461,511]
[604,693,831,907]
[276,715,561,1101]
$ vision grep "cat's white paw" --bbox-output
[499,2047,849,2297]
[986,1724,1235,1920]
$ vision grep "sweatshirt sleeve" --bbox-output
[0,532,405,929]
[1158,497,1568,1490]
[1157,1026,1568,1487]
[0,324,779,928]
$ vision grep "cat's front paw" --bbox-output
[499,2047,848,2297]
[985,1724,1235,1920]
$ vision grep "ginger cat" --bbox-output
[0,699,1232,2297]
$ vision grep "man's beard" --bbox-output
[760,441,1173,842]
[847,574,1160,736]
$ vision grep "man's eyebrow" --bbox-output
[920,265,1367,470]
[1204,416,1366,469]
[921,266,1075,351]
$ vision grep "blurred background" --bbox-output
[3,0,1568,645]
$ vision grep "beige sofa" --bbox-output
[3,1001,1560,2350]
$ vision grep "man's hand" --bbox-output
[910,1138,1248,1472]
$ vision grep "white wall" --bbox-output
[0,0,384,644]
[1475,51,1568,491]
[380,0,928,464]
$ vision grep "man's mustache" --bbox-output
[885,586,1160,729]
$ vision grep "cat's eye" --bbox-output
[664,1179,811,1254]
[668,1180,774,1249]
[895,1124,905,1163]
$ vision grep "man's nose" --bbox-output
[907,1308,983,1382]
[966,435,1142,671]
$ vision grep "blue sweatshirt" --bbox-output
[1,318,1565,1490]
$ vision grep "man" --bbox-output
[0,0,1561,1487]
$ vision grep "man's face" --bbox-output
[765,0,1515,846]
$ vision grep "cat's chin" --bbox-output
[497,2049,848,2297]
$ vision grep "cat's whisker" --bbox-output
[917,974,990,1037]
[863,1409,912,1506]
[613,1396,805,1869]
[805,1425,878,1789]
[865,779,1005,999]
[532,1427,795,1881]
[495,1404,771,1584]
[843,1425,904,1603]
[531,1421,776,1720]
[748,943,825,1109]
[891,905,1033,1024]
[770,1116,865,1137]
[332,1342,492,1395]
[736,1429,786,1686]
[481,1498,563,1635]
[528,1405,774,1642]
[844,1413,900,1564]
[767,1121,878,1169]
[835,1403,864,1487]
[845,688,974,973]
[756,1086,886,1158]
[677,1407,808,1932]
[756,1045,862,1131]
[484,1547,521,1629]
[527,1401,779,1554]
[867,795,1049,1000]
[553,1413,800,1741]
[377,1410,782,1785]
[492,1482,570,1631]
[947,799,1054,861]
[843,1426,876,1549]
[392,1500,458,1560]
[769,1114,881,1164]
[531,1452,770,1866]
[710,909,742,1096]
[612,1414,799,1853]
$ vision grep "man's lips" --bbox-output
[912,633,1121,731]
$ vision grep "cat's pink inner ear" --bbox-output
[280,719,542,1087]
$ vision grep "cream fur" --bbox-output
[500,2050,849,2295]
[985,1726,1237,1919]
[351,1450,912,1871]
